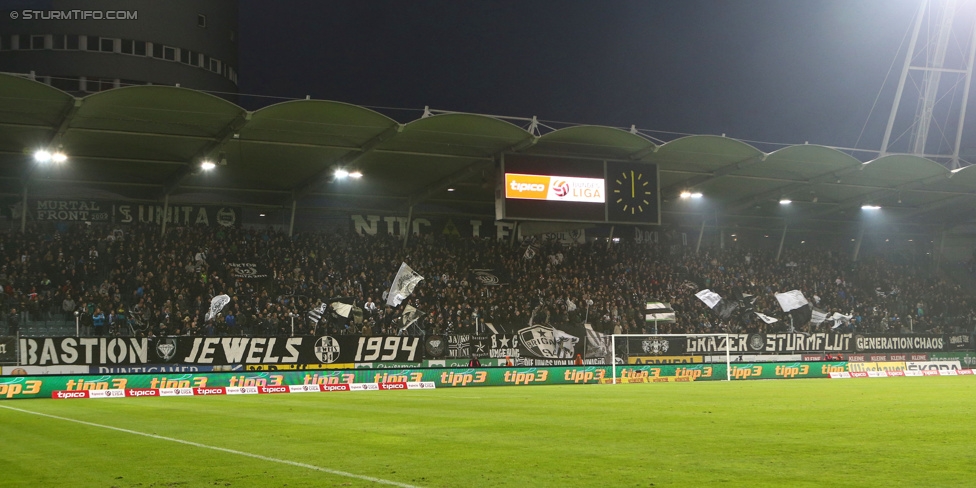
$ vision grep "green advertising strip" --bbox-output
[0,362,848,399]
[929,352,976,367]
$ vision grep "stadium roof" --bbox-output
[2,72,975,236]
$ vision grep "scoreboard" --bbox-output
[497,154,660,225]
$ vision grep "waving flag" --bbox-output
[205,294,231,321]
[386,262,424,307]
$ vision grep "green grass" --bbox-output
[1,378,975,487]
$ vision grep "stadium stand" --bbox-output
[1,221,972,339]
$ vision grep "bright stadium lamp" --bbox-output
[335,169,349,179]
[348,171,363,179]
[51,151,67,163]
[779,199,792,205]
[690,192,703,199]
[34,150,52,162]
[861,204,881,210]
[680,191,692,199]
[201,161,216,171]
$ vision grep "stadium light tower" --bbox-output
[880,0,976,169]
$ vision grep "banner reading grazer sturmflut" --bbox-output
[19,336,423,366]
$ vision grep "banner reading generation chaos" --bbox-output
[0,362,852,399]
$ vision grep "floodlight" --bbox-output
[335,169,349,179]
[348,171,363,179]
[861,204,881,210]
[691,192,703,199]
[779,199,791,205]
[680,191,691,199]
[51,152,67,163]
[34,150,51,162]
[201,161,216,171]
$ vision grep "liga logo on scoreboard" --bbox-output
[505,174,604,203]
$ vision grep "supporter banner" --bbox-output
[468,269,511,286]
[32,199,112,223]
[29,200,242,227]
[852,335,945,353]
[19,336,423,366]
[116,204,240,228]
[226,262,271,280]
[445,327,601,365]
[0,336,15,363]
[945,334,973,351]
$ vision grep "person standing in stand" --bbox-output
[468,354,481,367]
[7,308,19,336]
[92,307,106,336]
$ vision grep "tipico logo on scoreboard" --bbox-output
[505,174,604,203]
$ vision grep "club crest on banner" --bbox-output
[425,335,447,358]
[641,338,669,355]
[313,336,341,363]
[155,338,178,362]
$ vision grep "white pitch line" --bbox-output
[0,404,421,488]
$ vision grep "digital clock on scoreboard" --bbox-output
[498,154,659,225]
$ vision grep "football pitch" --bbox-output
[1,377,974,487]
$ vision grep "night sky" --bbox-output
[238,0,959,154]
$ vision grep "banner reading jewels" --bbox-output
[18,336,423,366]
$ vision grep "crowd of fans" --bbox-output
[1,222,974,339]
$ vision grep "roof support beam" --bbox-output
[722,165,864,212]
[289,123,402,202]
[403,160,494,210]
[22,98,83,186]
[797,172,951,222]
[660,154,764,199]
[159,112,250,198]
[66,127,217,141]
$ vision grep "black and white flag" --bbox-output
[308,302,329,323]
[755,312,779,324]
[828,312,852,329]
[695,289,722,309]
[521,237,539,260]
[645,302,676,322]
[386,262,424,307]
[810,308,829,325]
[399,305,423,332]
[775,290,809,312]
[330,302,353,319]
[205,294,231,321]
